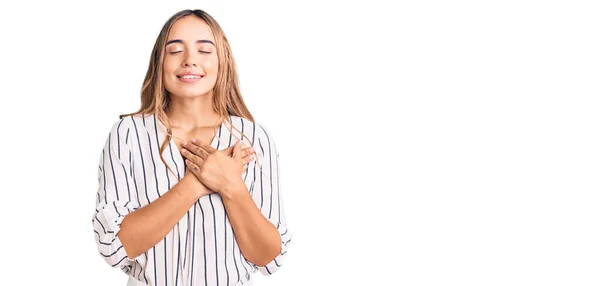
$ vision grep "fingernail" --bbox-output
[181,148,187,153]
[250,147,255,152]
[249,154,254,160]
[182,141,188,146]
[191,138,197,143]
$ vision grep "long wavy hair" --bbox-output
[120,9,257,177]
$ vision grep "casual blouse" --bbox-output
[92,113,292,286]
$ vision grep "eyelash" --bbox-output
[169,50,211,55]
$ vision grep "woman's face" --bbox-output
[163,15,219,99]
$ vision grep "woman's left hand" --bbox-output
[181,139,245,195]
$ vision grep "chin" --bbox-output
[166,83,211,97]
[170,89,213,99]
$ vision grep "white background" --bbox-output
[0,0,599,285]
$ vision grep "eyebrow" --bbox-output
[165,39,215,46]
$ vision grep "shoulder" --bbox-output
[106,117,131,137]
[255,122,276,146]
[229,115,277,144]
[228,115,279,157]
[109,114,154,131]
[228,115,257,132]
[105,113,153,139]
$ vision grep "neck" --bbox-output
[166,93,222,130]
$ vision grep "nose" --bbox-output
[183,53,197,67]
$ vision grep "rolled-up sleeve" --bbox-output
[92,120,140,270]
[249,125,294,275]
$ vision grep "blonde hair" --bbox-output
[120,9,259,178]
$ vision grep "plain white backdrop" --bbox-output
[0,0,599,285]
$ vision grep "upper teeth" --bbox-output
[181,75,200,79]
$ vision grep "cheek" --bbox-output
[203,56,219,75]
[162,60,179,91]
[163,59,178,75]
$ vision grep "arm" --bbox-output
[118,173,209,258]
[182,125,293,274]
[221,187,282,266]
[93,120,210,269]
[221,126,293,274]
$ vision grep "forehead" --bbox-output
[167,15,215,42]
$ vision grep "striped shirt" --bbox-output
[92,113,292,286]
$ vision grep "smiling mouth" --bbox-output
[176,74,204,83]
[177,75,203,79]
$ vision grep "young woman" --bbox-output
[92,9,292,286]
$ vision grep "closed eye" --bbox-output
[167,50,210,55]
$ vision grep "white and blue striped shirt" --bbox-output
[92,113,292,286]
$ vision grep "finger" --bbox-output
[185,159,201,173]
[233,140,242,159]
[241,143,255,164]
[222,146,234,156]
[183,140,208,159]
[223,146,252,158]
[181,147,205,165]
[242,153,255,165]
[192,138,218,154]
[242,146,255,157]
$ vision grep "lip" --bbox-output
[176,73,204,83]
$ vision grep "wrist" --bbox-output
[220,180,248,202]
[181,173,208,200]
